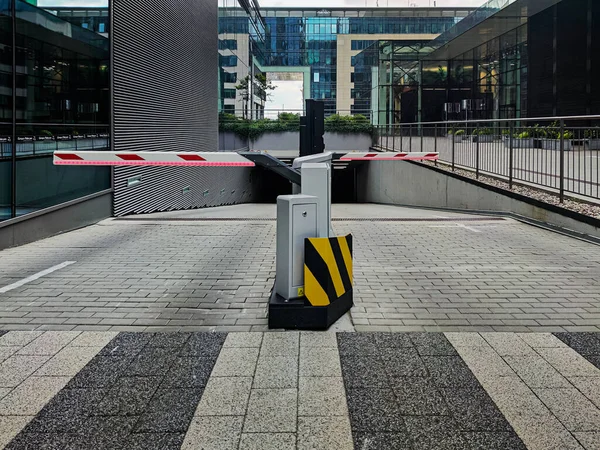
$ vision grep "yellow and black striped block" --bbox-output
[304,234,353,307]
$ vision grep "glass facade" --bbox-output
[218,7,472,115]
[0,0,110,222]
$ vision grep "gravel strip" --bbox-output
[420,161,600,219]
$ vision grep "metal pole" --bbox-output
[451,127,455,171]
[409,124,412,151]
[559,119,565,202]
[434,123,437,166]
[509,122,514,188]
[10,0,16,218]
[476,122,480,179]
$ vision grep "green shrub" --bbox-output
[454,129,465,136]
[515,131,530,139]
[585,128,600,139]
[474,127,492,136]
[39,130,53,137]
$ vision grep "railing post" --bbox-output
[420,124,424,152]
[400,125,403,152]
[559,119,565,203]
[434,123,438,166]
[509,122,514,188]
[451,126,455,171]
[409,124,413,151]
[392,125,395,152]
[476,122,480,179]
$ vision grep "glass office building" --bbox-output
[219,7,474,115]
[0,0,110,222]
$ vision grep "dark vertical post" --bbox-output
[409,124,412,151]
[476,122,480,179]
[451,127,455,171]
[434,123,438,166]
[509,122,514,188]
[559,119,565,202]
[11,0,16,218]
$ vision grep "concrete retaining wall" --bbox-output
[219,131,372,152]
[358,161,600,240]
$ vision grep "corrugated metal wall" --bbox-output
[112,0,255,215]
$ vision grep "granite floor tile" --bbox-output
[409,333,458,356]
[536,347,600,378]
[125,347,179,377]
[180,332,227,357]
[146,332,191,348]
[260,332,299,357]
[0,347,20,364]
[95,376,162,415]
[0,331,43,348]
[223,332,263,348]
[0,416,34,449]
[504,355,570,388]
[298,376,348,416]
[346,388,405,432]
[181,416,243,450]
[533,387,600,432]
[211,347,259,377]
[444,332,488,348]
[300,331,338,348]
[299,347,342,377]
[573,432,600,450]
[16,331,80,356]
[462,432,528,450]
[440,387,513,432]
[34,346,103,377]
[391,377,450,416]
[239,432,296,450]
[196,376,252,416]
[98,332,153,357]
[243,388,297,433]
[337,332,379,356]
[297,416,353,450]
[161,357,217,389]
[253,355,298,389]
[353,432,413,450]
[0,355,52,388]
[381,347,429,378]
[373,332,414,348]
[421,356,481,388]
[67,355,133,388]
[339,355,389,388]
[569,377,600,409]
[125,432,185,450]
[135,388,204,433]
[404,415,469,450]
[0,376,69,416]
[69,331,119,348]
[481,333,536,357]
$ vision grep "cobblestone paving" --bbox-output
[334,217,600,332]
[1,330,599,449]
[1,204,600,332]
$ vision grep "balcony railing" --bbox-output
[373,116,600,203]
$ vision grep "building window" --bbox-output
[223,105,235,114]
[223,89,236,99]
[351,56,356,67]
[220,55,237,67]
[219,39,238,50]
[98,23,106,33]
[222,72,237,83]
[350,73,354,83]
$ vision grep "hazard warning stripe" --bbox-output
[339,152,438,161]
[53,151,255,167]
[304,234,353,307]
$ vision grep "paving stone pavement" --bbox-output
[0,204,600,332]
[0,330,599,449]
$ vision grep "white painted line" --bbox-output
[0,261,76,294]
[426,224,482,233]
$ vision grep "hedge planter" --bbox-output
[472,135,494,143]
[505,138,534,149]
[586,139,600,150]
[452,135,464,143]
[541,139,572,151]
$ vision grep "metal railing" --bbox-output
[373,116,600,203]
[0,124,110,159]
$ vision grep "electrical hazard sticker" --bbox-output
[297,287,304,297]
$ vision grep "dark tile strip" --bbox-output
[6,331,226,450]
[0,330,7,338]
[553,332,600,369]
[337,332,527,450]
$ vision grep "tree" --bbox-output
[235,74,276,119]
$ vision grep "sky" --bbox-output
[39,0,485,8]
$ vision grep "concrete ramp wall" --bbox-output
[358,161,600,241]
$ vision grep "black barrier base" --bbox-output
[268,283,353,330]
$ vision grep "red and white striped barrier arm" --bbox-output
[53,151,255,167]
[339,152,438,161]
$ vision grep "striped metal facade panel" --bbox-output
[112,0,253,215]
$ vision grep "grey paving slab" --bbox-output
[239,432,296,450]
[0,347,19,364]
[404,415,469,450]
[504,355,571,388]
[297,416,353,450]
[223,332,263,348]
[0,416,34,449]
[135,388,204,433]
[536,347,600,378]
[569,377,600,409]
[391,377,450,416]
[0,332,43,347]
[0,376,70,416]
[346,387,406,432]
[34,346,103,377]
[300,331,338,348]
[196,376,252,416]
[299,347,342,377]
[181,416,243,450]
[260,332,299,357]
[298,376,348,417]
[69,331,119,347]
[574,432,600,450]
[243,388,297,433]
[253,355,298,389]
[0,355,52,388]
[211,347,259,377]
[533,387,600,432]
[353,432,413,450]
[16,331,80,356]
